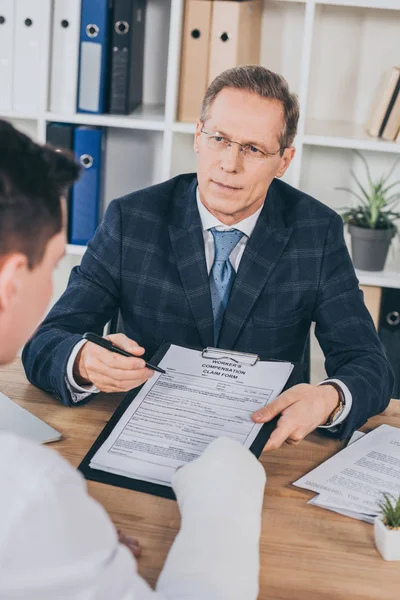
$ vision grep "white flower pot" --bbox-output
[374,516,400,561]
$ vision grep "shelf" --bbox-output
[316,0,400,9]
[45,104,166,131]
[356,269,400,289]
[0,111,40,120]
[172,121,196,134]
[303,120,400,153]
[66,244,87,256]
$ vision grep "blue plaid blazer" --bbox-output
[23,174,393,439]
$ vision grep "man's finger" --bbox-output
[91,348,147,371]
[105,333,145,355]
[251,388,300,423]
[285,438,301,445]
[263,418,293,451]
[93,365,154,383]
[94,370,153,393]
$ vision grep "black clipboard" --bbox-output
[78,342,305,500]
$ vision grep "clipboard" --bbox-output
[78,342,305,500]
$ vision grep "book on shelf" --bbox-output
[366,66,400,139]
[382,81,400,142]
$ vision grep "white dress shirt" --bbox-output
[0,433,265,600]
[66,187,352,427]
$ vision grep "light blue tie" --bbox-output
[209,227,244,345]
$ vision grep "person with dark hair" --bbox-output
[0,120,266,599]
[0,119,79,362]
[23,65,393,448]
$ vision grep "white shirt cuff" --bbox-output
[66,339,99,403]
[317,378,352,429]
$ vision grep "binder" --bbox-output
[208,0,262,86]
[78,342,304,499]
[46,123,75,152]
[381,84,400,142]
[378,288,400,399]
[49,0,82,115]
[13,0,52,114]
[46,123,75,241]
[366,67,400,138]
[178,0,213,123]
[70,126,103,245]
[0,0,15,112]
[77,0,113,114]
[109,0,147,115]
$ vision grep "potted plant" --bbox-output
[338,151,400,271]
[374,493,400,561]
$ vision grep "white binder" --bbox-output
[0,0,15,112]
[49,0,82,114]
[13,0,52,115]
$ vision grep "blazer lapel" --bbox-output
[219,182,293,350]
[168,178,214,348]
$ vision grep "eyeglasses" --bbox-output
[200,126,285,161]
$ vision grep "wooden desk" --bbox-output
[2,359,400,600]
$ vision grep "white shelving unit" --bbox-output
[2,0,400,294]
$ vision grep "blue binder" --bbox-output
[77,0,112,113]
[70,127,103,245]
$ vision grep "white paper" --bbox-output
[308,495,375,524]
[347,430,366,446]
[90,344,293,487]
[310,431,374,522]
[294,424,400,515]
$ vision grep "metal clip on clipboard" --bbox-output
[201,347,260,366]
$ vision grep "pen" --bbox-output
[82,332,166,374]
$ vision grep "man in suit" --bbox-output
[0,119,266,600]
[23,66,394,447]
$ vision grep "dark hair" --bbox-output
[201,65,300,153]
[0,120,80,268]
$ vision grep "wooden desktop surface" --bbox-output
[1,359,400,600]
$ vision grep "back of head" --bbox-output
[0,120,80,268]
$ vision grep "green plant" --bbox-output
[378,493,400,529]
[337,150,400,230]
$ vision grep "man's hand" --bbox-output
[251,383,339,451]
[73,333,154,393]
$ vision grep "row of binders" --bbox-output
[0,0,146,116]
[178,0,262,123]
[366,66,400,143]
[47,123,104,245]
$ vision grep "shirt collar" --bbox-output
[196,187,263,238]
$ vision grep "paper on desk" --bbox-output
[347,430,366,446]
[90,344,293,486]
[308,495,375,524]
[294,424,400,515]
[309,431,373,521]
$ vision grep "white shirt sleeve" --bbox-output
[317,378,353,429]
[157,437,266,600]
[66,339,100,403]
[0,433,265,600]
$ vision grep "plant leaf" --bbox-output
[350,169,370,201]
[382,180,400,195]
[383,154,400,185]
[354,149,373,187]
[335,187,368,206]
